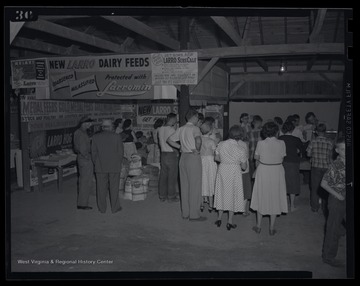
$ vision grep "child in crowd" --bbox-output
[321,137,346,267]
[200,121,218,212]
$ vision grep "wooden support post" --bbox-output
[20,121,31,192]
[179,16,190,126]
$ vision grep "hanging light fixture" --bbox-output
[279,59,286,75]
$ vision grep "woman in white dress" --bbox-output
[250,122,288,236]
[214,125,248,231]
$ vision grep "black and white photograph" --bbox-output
[4,6,354,279]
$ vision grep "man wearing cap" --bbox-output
[74,116,95,210]
[91,119,124,213]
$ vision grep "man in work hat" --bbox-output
[91,119,124,213]
[74,116,95,210]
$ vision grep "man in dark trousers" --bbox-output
[91,119,124,213]
[74,116,95,210]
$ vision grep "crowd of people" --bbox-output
[72,109,346,268]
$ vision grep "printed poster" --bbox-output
[151,52,198,85]
[11,58,49,88]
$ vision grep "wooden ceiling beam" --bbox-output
[319,72,342,93]
[215,26,223,48]
[284,17,288,44]
[309,9,327,43]
[242,17,251,40]
[257,59,268,72]
[102,16,180,50]
[230,72,343,82]
[229,80,246,97]
[190,57,220,94]
[10,21,25,44]
[258,16,265,45]
[211,16,243,46]
[306,55,318,71]
[24,18,123,52]
[241,17,251,73]
[230,93,341,100]
[12,37,87,55]
[189,43,344,60]
[328,11,341,70]
[120,37,135,52]
[40,15,90,21]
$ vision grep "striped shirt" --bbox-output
[306,136,333,169]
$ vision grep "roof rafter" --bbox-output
[12,37,88,55]
[328,11,341,70]
[189,43,344,60]
[309,9,327,43]
[24,18,123,52]
[102,16,180,50]
[190,57,220,94]
[210,16,243,46]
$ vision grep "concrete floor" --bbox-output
[10,175,347,278]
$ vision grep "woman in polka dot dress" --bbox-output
[214,125,248,231]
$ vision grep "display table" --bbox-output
[33,153,77,192]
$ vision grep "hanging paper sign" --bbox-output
[151,52,198,85]
[11,58,49,88]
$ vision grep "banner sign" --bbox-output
[11,58,49,88]
[48,54,154,100]
[137,104,178,127]
[151,52,198,85]
[20,97,136,132]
